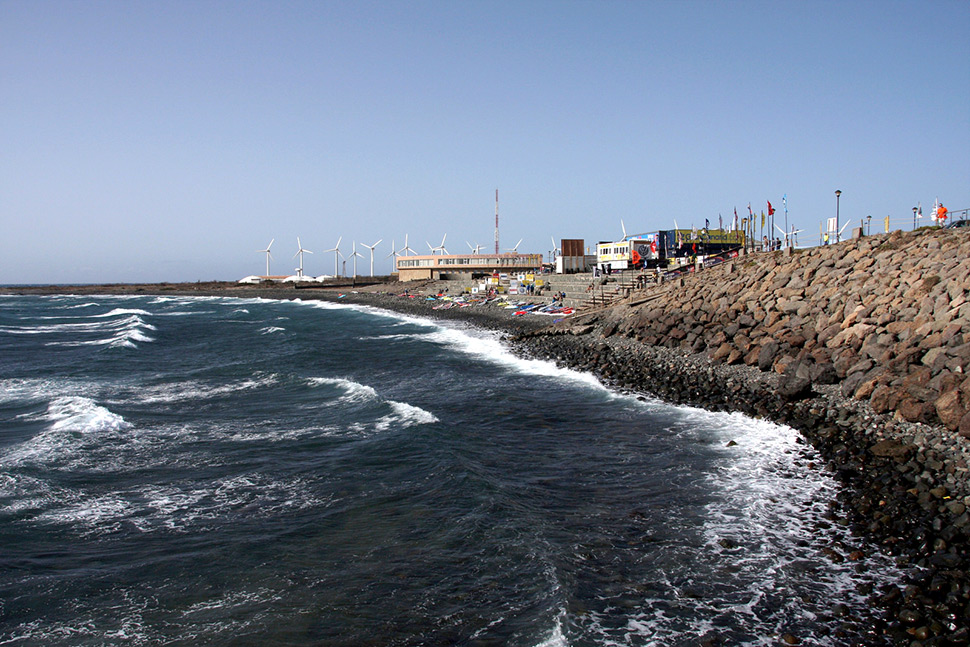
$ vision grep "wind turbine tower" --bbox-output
[494,189,500,254]
[362,239,382,276]
[258,238,274,276]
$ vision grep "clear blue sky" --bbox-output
[2,0,968,283]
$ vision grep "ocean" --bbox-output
[0,294,903,646]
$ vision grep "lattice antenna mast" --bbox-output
[494,189,500,254]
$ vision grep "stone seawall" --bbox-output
[513,227,970,644]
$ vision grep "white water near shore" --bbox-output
[0,294,907,646]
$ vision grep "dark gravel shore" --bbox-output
[5,281,969,644]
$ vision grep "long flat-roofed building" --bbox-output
[396,253,543,281]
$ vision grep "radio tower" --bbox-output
[494,189,499,254]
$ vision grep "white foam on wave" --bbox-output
[134,374,279,404]
[307,376,380,404]
[305,376,439,434]
[1,396,131,469]
[44,314,156,348]
[2,305,157,348]
[259,326,285,335]
[47,395,130,433]
[375,400,439,431]
[598,407,907,643]
[293,299,609,392]
[93,308,153,318]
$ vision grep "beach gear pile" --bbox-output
[399,293,574,316]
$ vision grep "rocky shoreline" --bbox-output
[5,231,969,644]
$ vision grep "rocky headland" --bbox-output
[512,227,970,645]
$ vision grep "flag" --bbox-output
[719,214,723,230]
[761,211,765,227]
[747,203,753,217]
[734,207,738,231]
[705,218,710,230]
[767,201,775,216]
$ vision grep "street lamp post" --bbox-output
[913,207,918,230]
[835,190,842,242]
[866,215,872,236]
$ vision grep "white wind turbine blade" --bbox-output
[621,219,627,239]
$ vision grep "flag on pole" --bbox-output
[767,201,775,216]
[761,211,765,228]
[733,207,738,231]
[748,203,753,217]
[705,218,710,231]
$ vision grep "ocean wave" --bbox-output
[2,308,157,348]
[375,401,439,431]
[0,396,131,469]
[47,396,130,434]
[133,374,280,404]
[259,326,285,335]
[307,377,380,404]
[44,315,156,348]
[293,299,609,392]
[93,308,153,318]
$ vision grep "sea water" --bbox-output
[0,294,903,646]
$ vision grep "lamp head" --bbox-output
[835,190,842,197]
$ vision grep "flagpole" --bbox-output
[783,194,788,249]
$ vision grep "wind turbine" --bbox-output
[505,238,523,253]
[348,242,364,277]
[325,237,343,277]
[550,235,561,259]
[361,239,383,276]
[775,224,803,249]
[620,219,628,240]
[467,241,484,254]
[427,234,448,255]
[293,237,312,277]
[400,234,415,256]
[257,238,274,276]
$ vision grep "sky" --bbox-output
[2,0,968,284]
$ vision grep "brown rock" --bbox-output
[711,342,734,362]
[897,397,935,424]
[936,389,966,431]
[870,385,900,414]
[869,439,917,459]
[959,411,970,439]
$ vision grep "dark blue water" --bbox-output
[0,294,901,645]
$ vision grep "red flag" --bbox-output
[767,201,775,216]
